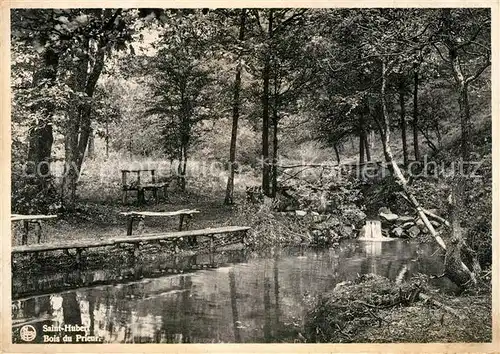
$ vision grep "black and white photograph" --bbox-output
[3,4,497,349]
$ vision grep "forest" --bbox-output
[10,8,492,343]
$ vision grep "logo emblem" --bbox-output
[19,325,37,342]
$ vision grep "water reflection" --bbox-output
[12,240,448,343]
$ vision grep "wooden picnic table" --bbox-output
[120,209,200,236]
[121,169,172,205]
[11,214,58,245]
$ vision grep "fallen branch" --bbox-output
[418,293,465,320]
[335,323,352,339]
[354,300,399,309]
[422,209,450,228]
[280,167,316,183]
[398,192,450,227]
[366,308,389,326]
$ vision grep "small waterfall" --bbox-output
[358,220,393,241]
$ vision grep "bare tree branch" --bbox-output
[465,58,490,84]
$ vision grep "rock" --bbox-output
[401,221,414,229]
[430,220,440,227]
[392,227,404,237]
[396,215,414,223]
[427,208,440,215]
[415,218,426,229]
[339,225,355,238]
[408,225,420,238]
[326,215,341,226]
[358,224,367,238]
[296,210,307,216]
[311,211,320,216]
[378,207,392,214]
[344,208,367,224]
[380,212,399,221]
[346,224,355,235]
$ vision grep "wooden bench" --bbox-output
[121,169,171,205]
[11,214,58,245]
[11,226,251,266]
[120,209,200,235]
[113,226,250,256]
[12,239,115,264]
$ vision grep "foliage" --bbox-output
[230,201,311,250]
[11,170,60,214]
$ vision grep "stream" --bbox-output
[11,239,454,343]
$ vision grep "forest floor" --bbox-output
[352,293,492,342]
[304,274,492,343]
[11,190,241,246]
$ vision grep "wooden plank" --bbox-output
[12,239,115,254]
[11,215,58,222]
[11,226,249,254]
[113,226,251,244]
[120,210,200,217]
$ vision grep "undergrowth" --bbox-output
[304,273,492,343]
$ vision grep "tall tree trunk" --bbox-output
[372,105,391,163]
[441,8,488,162]
[63,106,81,209]
[333,144,341,164]
[412,66,420,161]
[62,50,89,209]
[379,60,475,288]
[76,103,92,170]
[177,155,183,187]
[445,175,477,289]
[364,132,371,161]
[261,10,273,197]
[270,55,280,198]
[182,148,188,191]
[178,144,188,192]
[457,82,472,161]
[105,120,109,158]
[399,84,409,166]
[224,9,246,205]
[76,44,106,173]
[27,48,59,178]
[271,108,279,198]
[87,128,95,158]
[358,115,365,164]
[435,121,443,149]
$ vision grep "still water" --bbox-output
[12,240,449,343]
